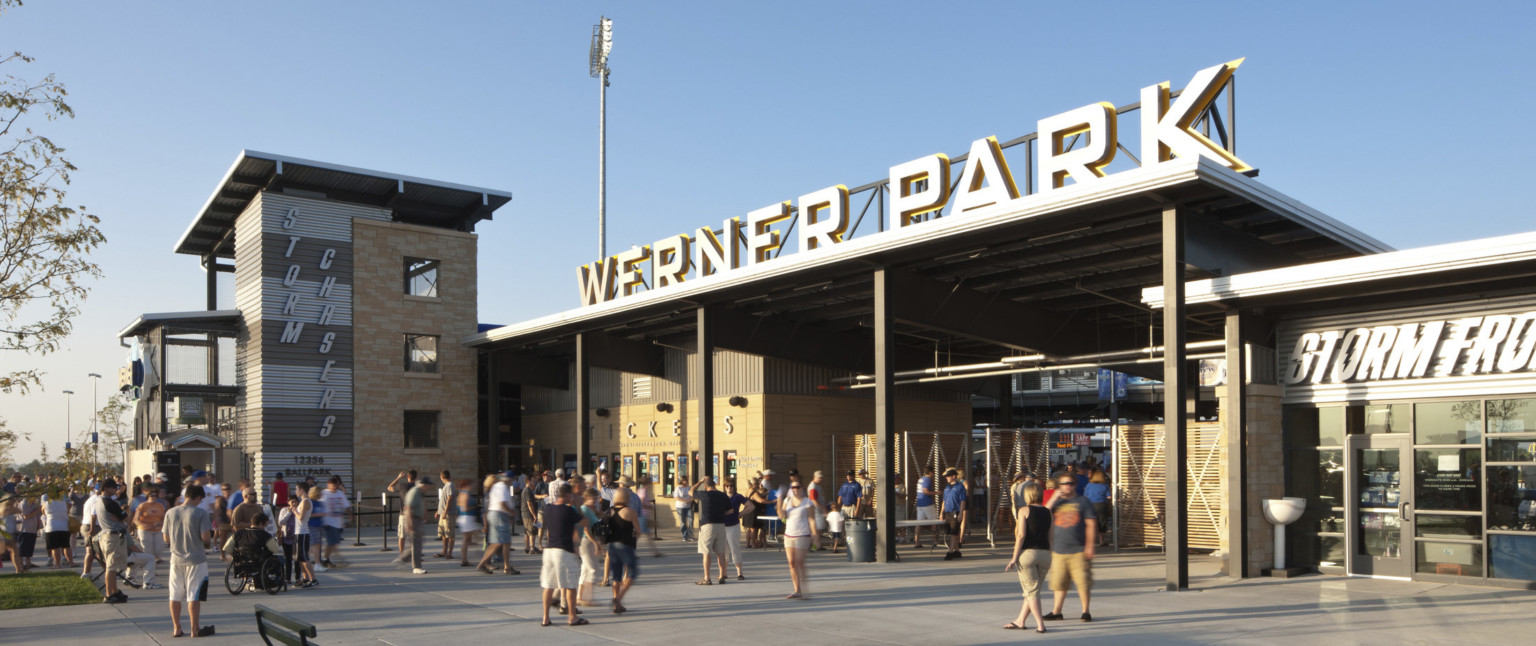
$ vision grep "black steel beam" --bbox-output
[488,349,569,390]
[583,332,666,377]
[697,306,715,481]
[1162,206,1190,590]
[574,333,591,474]
[1184,213,1300,277]
[885,269,1102,357]
[205,254,218,311]
[873,269,898,563]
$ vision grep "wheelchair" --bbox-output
[225,545,286,596]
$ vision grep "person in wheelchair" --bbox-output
[223,512,281,578]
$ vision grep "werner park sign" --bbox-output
[577,59,1250,307]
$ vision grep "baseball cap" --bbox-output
[418,476,435,485]
[500,470,516,479]
[192,470,208,478]
[100,478,120,489]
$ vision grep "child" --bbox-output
[125,518,162,589]
[825,501,846,554]
[223,512,281,562]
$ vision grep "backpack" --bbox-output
[591,508,617,544]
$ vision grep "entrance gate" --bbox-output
[1114,422,1226,550]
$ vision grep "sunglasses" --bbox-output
[1057,481,1075,486]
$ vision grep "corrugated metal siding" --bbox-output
[1279,293,1536,404]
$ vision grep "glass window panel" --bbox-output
[1414,448,1481,511]
[1358,510,1402,557]
[1414,400,1481,445]
[1491,534,1536,580]
[1297,505,1346,534]
[1284,407,1319,448]
[1487,465,1536,531]
[1488,437,1536,463]
[1415,540,1483,577]
[405,334,439,373]
[403,410,440,449]
[1363,403,1410,434]
[1291,531,1346,568]
[1357,448,1401,508]
[1319,407,1346,445]
[1289,448,1345,512]
[1488,398,1536,433]
[1414,514,1482,539]
[404,258,440,297]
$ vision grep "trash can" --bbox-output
[845,519,876,562]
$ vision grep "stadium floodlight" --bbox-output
[590,17,613,258]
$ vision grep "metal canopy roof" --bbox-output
[117,309,241,339]
[1143,230,1536,319]
[471,158,1389,386]
[174,150,513,258]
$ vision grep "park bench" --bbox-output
[254,604,319,646]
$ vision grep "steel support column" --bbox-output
[697,306,715,481]
[1162,206,1189,590]
[574,333,591,474]
[1223,310,1248,578]
[487,350,501,473]
[873,269,898,563]
[205,254,217,310]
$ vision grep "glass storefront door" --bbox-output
[1349,434,1414,577]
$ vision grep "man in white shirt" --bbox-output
[79,484,103,578]
[193,471,219,514]
[475,471,519,575]
[320,476,350,567]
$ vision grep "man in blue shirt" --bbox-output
[836,471,863,519]
[940,469,968,560]
[913,466,937,549]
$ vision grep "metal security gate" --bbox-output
[985,428,1052,545]
[1113,422,1226,550]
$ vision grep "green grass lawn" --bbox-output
[0,569,103,610]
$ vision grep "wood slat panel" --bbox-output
[1113,422,1225,550]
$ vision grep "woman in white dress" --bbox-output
[776,482,815,599]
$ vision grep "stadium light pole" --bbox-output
[590,16,613,259]
[62,389,75,454]
[89,372,102,473]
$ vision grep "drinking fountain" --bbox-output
[1262,497,1307,577]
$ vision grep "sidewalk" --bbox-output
[4,537,1533,645]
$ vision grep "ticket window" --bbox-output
[649,454,661,483]
[609,453,621,478]
[622,455,634,479]
[662,452,677,497]
[725,451,739,484]
[636,453,649,482]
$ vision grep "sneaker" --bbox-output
[314,563,327,572]
[1080,613,1093,622]
[1042,612,1064,621]
[412,568,428,575]
[942,551,956,560]
[953,550,962,559]
[146,583,165,590]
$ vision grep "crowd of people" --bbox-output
[2,455,1116,636]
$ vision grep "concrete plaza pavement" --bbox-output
[5,535,1535,645]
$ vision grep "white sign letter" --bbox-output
[319,248,336,270]
[1038,102,1117,192]
[952,136,1020,213]
[652,234,692,288]
[798,185,849,252]
[1140,59,1251,172]
[888,154,951,229]
[747,202,791,265]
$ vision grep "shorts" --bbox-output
[1048,550,1093,592]
[93,531,128,573]
[487,511,511,545]
[168,561,210,602]
[1017,548,1051,599]
[294,534,311,562]
[437,516,455,540]
[697,523,728,555]
[1093,502,1112,530]
[942,511,963,536]
[606,543,639,582]
[916,505,937,521]
[540,548,580,589]
[724,524,743,565]
[457,515,483,535]
[46,530,70,550]
[324,525,343,546]
[17,532,37,557]
[784,535,811,551]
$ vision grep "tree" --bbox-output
[0,8,106,395]
[0,415,26,470]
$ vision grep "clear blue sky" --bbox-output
[3,1,1534,463]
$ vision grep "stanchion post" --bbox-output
[378,495,393,552]
[352,497,366,547]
